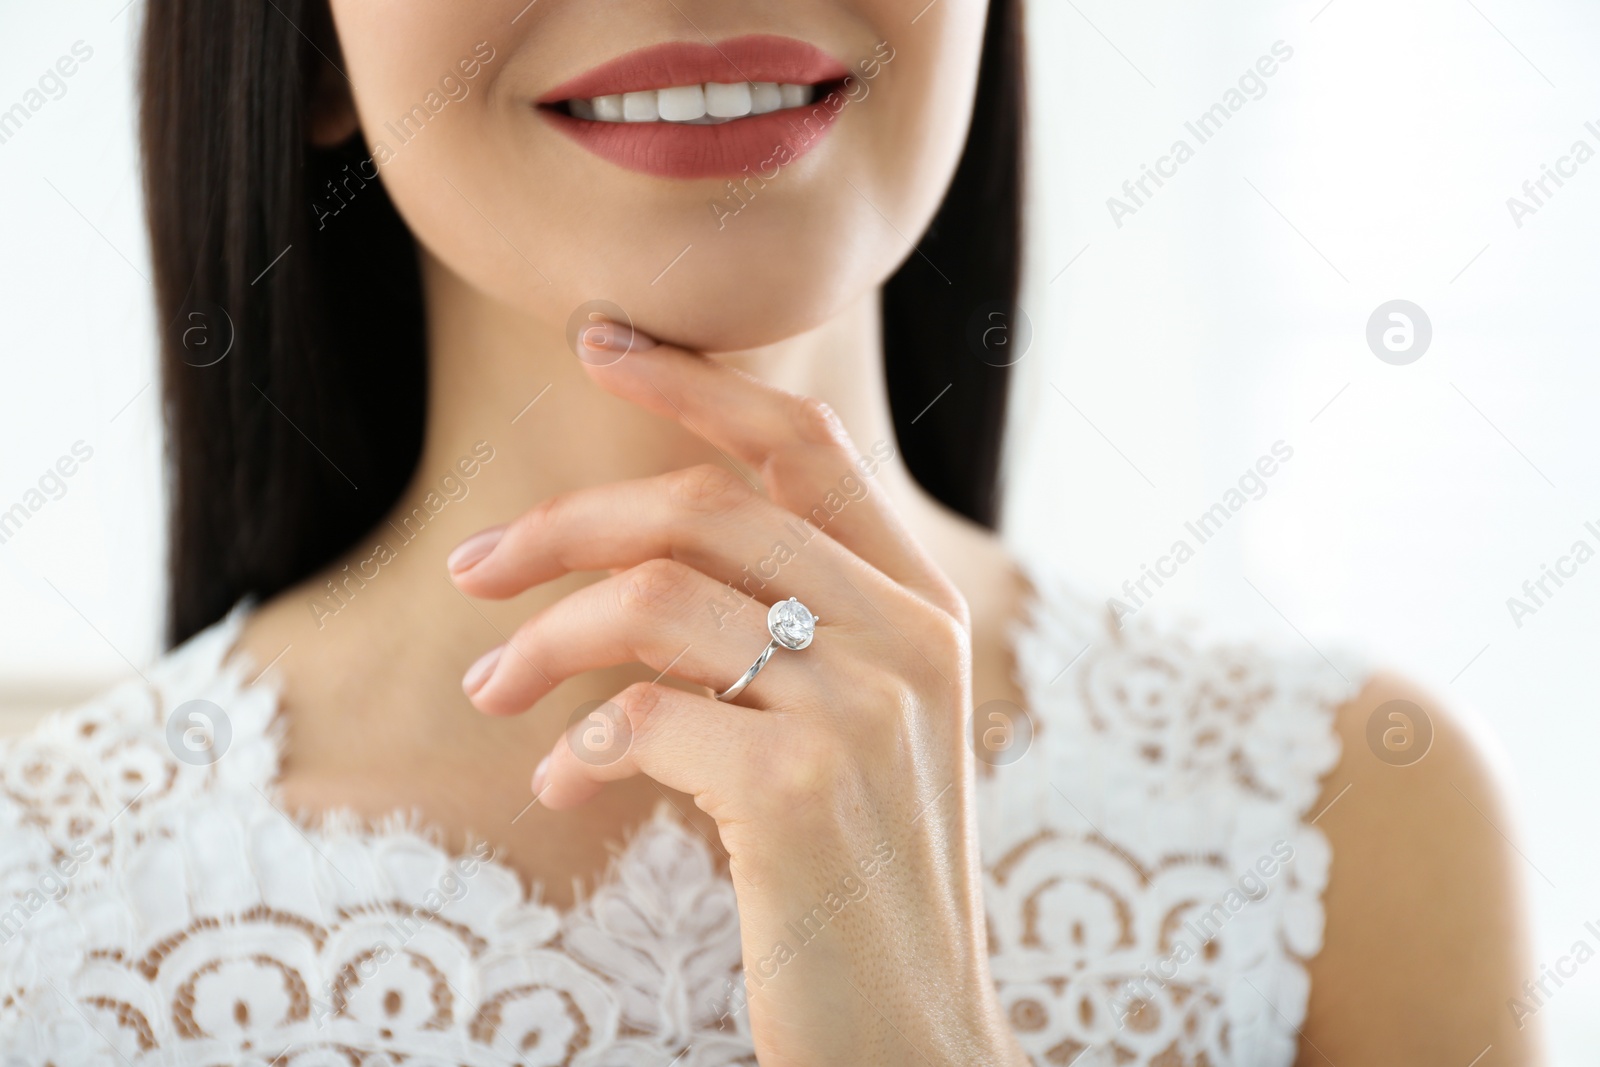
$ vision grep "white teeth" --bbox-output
[705,81,752,118]
[569,82,817,123]
[657,84,706,121]
[622,90,658,122]
[749,82,783,115]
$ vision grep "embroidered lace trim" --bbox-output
[0,562,1358,1065]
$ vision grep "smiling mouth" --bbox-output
[556,80,834,125]
[537,35,852,179]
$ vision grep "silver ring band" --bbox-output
[715,597,818,702]
[714,639,780,702]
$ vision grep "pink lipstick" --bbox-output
[538,35,852,180]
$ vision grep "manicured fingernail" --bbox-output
[463,645,503,697]
[532,755,551,796]
[448,524,506,574]
[580,320,658,355]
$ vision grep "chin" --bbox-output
[601,212,895,353]
[427,178,901,355]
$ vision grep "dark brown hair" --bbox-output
[141,0,1025,646]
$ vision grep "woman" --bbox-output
[0,0,1537,1063]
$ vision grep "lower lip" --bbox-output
[541,101,841,180]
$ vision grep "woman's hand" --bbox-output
[448,325,1026,1067]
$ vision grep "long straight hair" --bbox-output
[141,0,1026,647]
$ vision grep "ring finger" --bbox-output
[465,558,819,716]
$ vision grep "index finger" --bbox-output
[578,322,965,622]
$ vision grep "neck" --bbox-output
[413,249,911,519]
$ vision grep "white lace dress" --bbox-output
[0,566,1359,1066]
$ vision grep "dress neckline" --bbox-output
[189,607,713,916]
[198,556,1050,914]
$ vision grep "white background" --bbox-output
[1,0,1596,1059]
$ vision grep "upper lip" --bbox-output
[538,34,849,102]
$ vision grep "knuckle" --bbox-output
[919,610,970,669]
[617,558,695,614]
[866,670,919,711]
[515,493,563,539]
[759,732,847,806]
[616,682,666,731]
[791,396,851,448]
[941,584,973,634]
[670,463,748,513]
[850,675,925,744]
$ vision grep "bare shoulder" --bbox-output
[1301,671,1543,1065]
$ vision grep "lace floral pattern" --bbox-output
[0,565,1359,1066]
[988,568,1355,1066]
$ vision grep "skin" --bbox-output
[233,0,1543,1062]
[1300,674,1543,1065]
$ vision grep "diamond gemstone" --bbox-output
[769,598,815,650]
